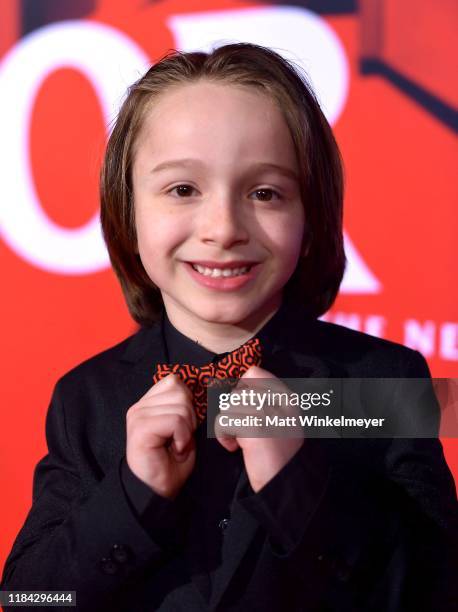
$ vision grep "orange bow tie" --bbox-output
[152,337,262,422]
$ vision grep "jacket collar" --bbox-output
[119,310,166,366]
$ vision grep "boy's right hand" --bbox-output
[125,374,197,500]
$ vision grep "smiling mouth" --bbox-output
[190,263,253,277]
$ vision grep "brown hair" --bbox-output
[100,42,345,326]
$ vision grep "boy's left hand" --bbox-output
[215,365,304,493]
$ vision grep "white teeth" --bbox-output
[192,264,250,277]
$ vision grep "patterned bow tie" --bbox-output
[152,337,262,423]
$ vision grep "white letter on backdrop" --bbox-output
[0,20,148,274]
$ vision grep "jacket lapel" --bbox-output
[119,321,166,394]
[103,323,166,468]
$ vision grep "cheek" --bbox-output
[135,208,185,257]
[266,214,305,261]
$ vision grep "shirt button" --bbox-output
[99,557,119,575]
[316,553,332,570]
[110,543,130,564]
[218,518,230,532]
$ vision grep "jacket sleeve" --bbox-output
[0,378,187,612]
[381,350,458,611]
[120,456,188,550]
[237,349,458,611]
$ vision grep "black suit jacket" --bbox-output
[1,309,457,611]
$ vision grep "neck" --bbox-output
[163,294,283,354]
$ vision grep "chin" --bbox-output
[196,300,262,326]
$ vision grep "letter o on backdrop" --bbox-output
[0,20,148,274]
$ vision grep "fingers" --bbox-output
[240,364,276,380]
[131,401,198,431]
[212,371,303,450]
[216,434,239,452]
[127,412,194,451]
[125,373,198,498]
[141,373,193,402]
[131,373,197,430]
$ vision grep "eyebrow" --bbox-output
[150,158,299,182]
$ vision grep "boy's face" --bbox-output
[132,80,305,333]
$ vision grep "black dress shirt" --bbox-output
[119,298,329,601]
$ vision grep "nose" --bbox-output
[197,192,249,248]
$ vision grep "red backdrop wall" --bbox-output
[1,0,456,579]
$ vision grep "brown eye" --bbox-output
[252,188,280,201]
[170,184,196,197]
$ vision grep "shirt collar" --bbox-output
[161,297,297,367]
[162,310,216,366]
